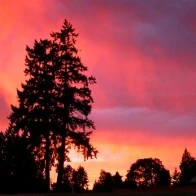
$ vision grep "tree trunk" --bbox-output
[56,131,66,189]
[45,133,50,191]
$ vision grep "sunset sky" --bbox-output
[0,0,196,187]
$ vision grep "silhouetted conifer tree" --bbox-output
[179,148,196,185]
[50,20,97,188]
[8,19,97,190]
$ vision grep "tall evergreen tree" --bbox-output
[50,20,97,188]
[8,19,97,190]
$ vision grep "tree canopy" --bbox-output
[126,158,171,188]
[93,170,114,192]
[53,165,88,192]
[72,166,89,192]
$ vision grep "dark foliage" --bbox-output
[113,172,123,189]
[53,165,73,192]
[126,158,171,188]
[171,167,180,186]
[0,130,46,193]
[72,166,89,192]
[53,165,88,192]
[179,148,196,186]
[93,170,114,192]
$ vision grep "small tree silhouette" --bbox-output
[72,166,89,192]
[179,148,196,186]
[113,172,123,189]
[171,167,180,186]
[93,170,114,192]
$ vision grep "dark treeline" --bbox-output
[0,134,196,193]
[92,149,196,192]
[0,19,196,193]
